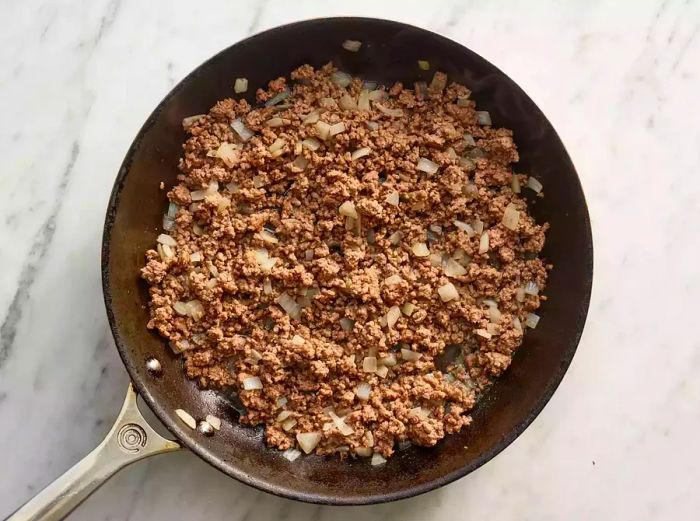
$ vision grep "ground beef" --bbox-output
[142,63,549,459]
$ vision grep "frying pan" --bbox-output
[6,17,593,520]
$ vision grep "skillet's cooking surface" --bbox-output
[102,17,592,504]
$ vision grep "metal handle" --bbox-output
[5,384,181,521]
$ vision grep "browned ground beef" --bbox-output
[141,62,549,459]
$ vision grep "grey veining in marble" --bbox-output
[1,0,699,519]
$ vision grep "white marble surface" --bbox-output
[1,0,699,519]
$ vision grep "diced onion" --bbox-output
[476,111,492,125]
[173,301,189,316]
[277,292,301,319]
[368,89,387,101]
[265,88,290,107]
[358,90,371,111]
[527,176,543,193]
[263,278,272,295]
[524,281,539,296]
[182,114,205,127]
[418,60,430,70]
[296,432,322,454]
[444,258,467,277]
[473,219,484,234]
[411,242,430,257]
[215,142,240,167]
[340,318,355,331]
[205,414,221,430]
[457,97,471,107]
[416,157,439,174]
[488,306,502,323]
[355,447,373,457]
[379,354,397,367]
[342,39,362,52]
[175,409,196,429]
[305,249,314,261]
[475,329,492,339]
[429,71,447,92]
[339,200,359,219]
[157,234,177,247]
[291,334,305,346]
[256,230,277,245]
[401,348,422,361]
[414,81,428,101]
[328,410,354,436]
[410,406,430,418]
[292,156,309,170]
[453,220,475,237]
[269,138,285,153]
[513,317,523,331]
[186,300,204,321]
[365,120,379,130]
[384,274,402,286]
[243,376,263,390]
[502,204,520,230]
[430,252,444,267]
[276,396,288,408]
[516,287,526,302]
[376,365,389,378]
[303,110,320,125]
[388,231,403,245]
[374,102,404,117]
[371,453,387,466]
[225,182,240,194]
[169,339,191,354]
[355,382,371,401]
[438,282,459,302]
[385,191,399,206]
[479,232,490,253]
[282,448,301,461]
[190,251,202,263]
[511,174,521,193]
[363,356,377,373]
[329,122,346,136]
[351,147,372,160]
[386,306,401,329]
[525,313,540,328]
[234,77,248,93]
[302,138,321,151]
[266,117,285,127]
[315,121,331,140]
[330,71,352,87]
[162,215,175,231]
[401,302,416,316]
[281,418,297,432]
[340,94,357,111]
[231,118,254,141]
[320,97,337,109]
[254,249,278,272]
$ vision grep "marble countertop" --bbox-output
[1,0,699,519]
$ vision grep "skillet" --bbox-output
[6,16,593,520]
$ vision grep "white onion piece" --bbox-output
[269,138,285,153]
[358,90,370,111]
[444,258,467,277]
[277,292,301,319]
[302,138,321,151]
[524,281,539,296]
[385,191,399,206]
[234,77,248,93]
[328,411,354,436]
[262,279,272,296]
[525,313,540,328]
[205,415,221,430]
[320,97,337,109]
[363,356,377,373]
[388,231,403,245]
[527,176,543,193]
[374,365,388,378]
[516,287,526,302]
[168,339,191,354]
[355,447,373,457]
[476,111,492,125]
[379,354,397,366]
[225,182,240,194]
[351,147,371,160]
[401,302,416,316]
[329,122,346,136]
[173,301,189,315]
[231,118,254,141]
[303,110,320,125]
[276,410,293,423]
[486,323,499,336]
[429,71,447,92]
[368,90,387,102]
[340,318,355,331]
[513,317,523,332]
[296,432,322,454]
[281,418,297,432]
[511,174,521,193]
[304,249,314,261]
[258,230,278,244]
[291,334,305,346]
[342,39,362,52]
[282,448,301,461]
[384,274,402,286]
[254,249,278,272]
[292,156,309,170]
[330,71,352,87]
[479,231,490,253]
[243,376,263,390]
[438,282,459,302]
[265,89,290,107]
[339,201,359,219]
[488,306,502,323]
[175,409,196,429]
[371,453,387,466]
[340,94,357,111]
[386,306,401,329]
[315,121,331,140]
[276,396,288,408]
[182,114,205,127]
[475,329,492,339]
[245,349,263,365]
[453,220,475,237]
[473,219,484,234]
[266,117,285,127]
[186,300,204,321]
[355,382,371,401]
[410,406,430,418]
[374,102,403,117]
[430,252,444,268]
[162,215,175,231]
[411,242,430,257]
[365,120,379,130]
[401,348,422,361]
[157,234,177,247]
[190,252,202,263]
[416,157,439,174]
[453,248,471,267]
[502,204,520,231]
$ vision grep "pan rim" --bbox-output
[101,16,593,505]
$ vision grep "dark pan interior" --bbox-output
[102,18,593,505]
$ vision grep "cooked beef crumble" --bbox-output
[141,62,549,459]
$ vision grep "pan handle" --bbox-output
[5,384,181,521]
